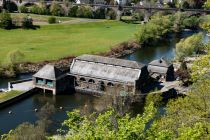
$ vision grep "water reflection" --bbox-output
[122,31,201,63]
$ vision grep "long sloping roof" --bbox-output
[70,60,141,82]
[75,54,145,69]
[33,64,64,80]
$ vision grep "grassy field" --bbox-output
[0,90,22,103]
[11,13,74,25]
[0,20,139,63]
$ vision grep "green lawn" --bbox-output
[11,13,74,25]
[0,21,139,63]
[0,90,22,103]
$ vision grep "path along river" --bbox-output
[0,31,208,135]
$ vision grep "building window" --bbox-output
[88,79,95,83]
[46,80,53,87]
[80,77,86,82]
[107,82,114,87]
[36,78,45,85]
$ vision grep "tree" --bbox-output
[1,103,55,140]
[175,33,204,61]
[0,12,13,29]
[106,8,117,20]
[76,6,93,18]
[201,22,210,34]
[190,52,210,82]
[50,2,64,16]
[1,122,46,140]
[203,0,210,9]
[147,52,210,139]
[94,7,105,19]
[60,103,156,139]
[48,16,56,24]
[68,6,78,17]
[18,5,28,13]
[183,16,201,29]
[21,16,33,29]
[136,13,173,45]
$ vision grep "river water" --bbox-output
[0,31,208,135]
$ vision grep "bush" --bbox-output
[30,5,40,14]
[175,33,204,61]
[132,12,144,21]
[136,13,173,45]
[0,12,13,29]
[48,16,56,24]
[76,6,93,18]
[181,1,190,9]
[21,16,33,29]
[30,5,48,15]
[19,5,28,13]
[182,16,200,29]
[50,3,64,16]
[106,9,117,20]
[68,6,78,17]
[94,7,105,19]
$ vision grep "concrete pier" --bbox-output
[8,79,33,91]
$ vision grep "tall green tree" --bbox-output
[175,33,204,61]
[61,103,156,139]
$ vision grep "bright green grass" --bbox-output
[0,90,22,103]
[11,13,73,21]
[0,21,139,63]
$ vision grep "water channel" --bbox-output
[0,30,208,135]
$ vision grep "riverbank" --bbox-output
[0,89,38,109]
[1,40,141,77]
[0,90,22,103]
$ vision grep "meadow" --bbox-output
[0,20,139,63]
[11,13,74,25]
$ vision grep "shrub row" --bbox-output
[136,12,202,45]
[18,4,117,19]
[0,12,34,29]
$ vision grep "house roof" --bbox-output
[33,64,64,80]
[148,65,168,74]
[70,55,144,83]
[148,58,172,74]
[148,58,171,68]
[75,54,145,69]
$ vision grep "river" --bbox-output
[0,31,208,135]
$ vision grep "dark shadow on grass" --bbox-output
[4,25,41,30]
[22,25,41,30]
[120,19,141,24]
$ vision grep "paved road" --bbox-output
[61,18,106,24]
